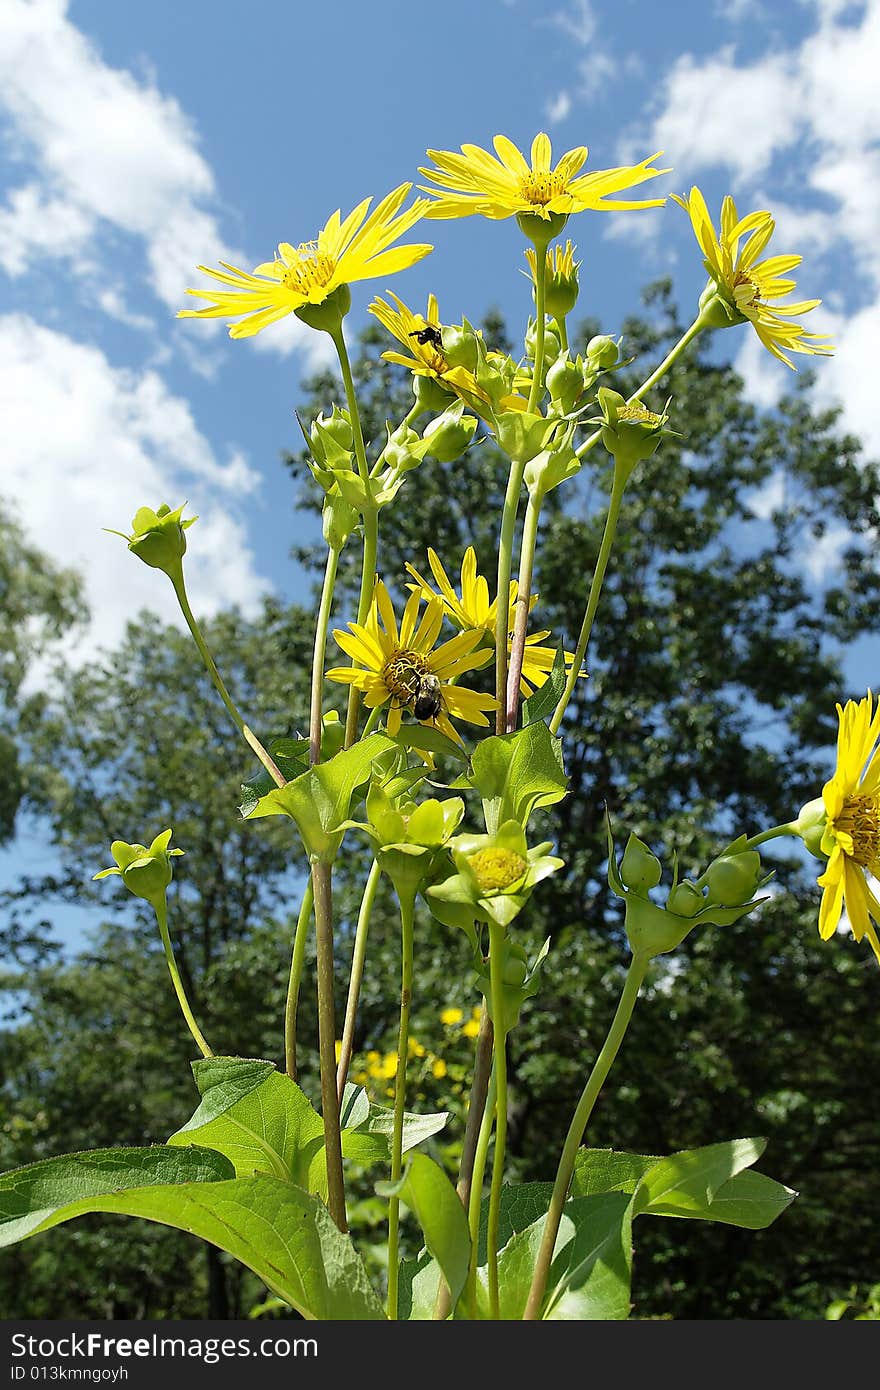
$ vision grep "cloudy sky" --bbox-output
[1,0,878,941]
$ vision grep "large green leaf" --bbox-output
[381,1153,470,1311]
[632,1138,766,1218]
[469,723,567,833]
[0,1147,384,1320]
[520,645,567,728]
[245,734,394,861]
[168,1057,324,1187]
[573,1148,657,1197]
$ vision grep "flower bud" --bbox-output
[494,409,558,464]
[310,407,354,467]
[441,320,481,373]
[525,241,581,319]
[666,881,704,918]
[320,711,345,761]
[501,944,529,987]
[322,492,358,549]
[93,828,184,908]
[586,335,620,370]
[384,424,423,472]
[704,850,763,907]
[596,388,673,474]
[525,317,561,369]
[423,404,477,463]
[107,503,196,580]
[412,372,452,415]
[620,833,663,894]
[545,353,583,413]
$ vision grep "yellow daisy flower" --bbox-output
[814,693,880,962]
[178,184,431,339]
[672,186,834,369]
[419,132,668,222]
[440,1006,464,1026]
[431,1058,448,1079]
[405,547,582,697]
[461,1017,481,1039]
[326,579,496,745]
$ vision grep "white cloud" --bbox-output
[545,91,572,125]
[747,469,787,519]
[0,0,317,364]
[542,1,618,108]
[0,313,268,674]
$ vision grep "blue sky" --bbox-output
[1,0,878,950]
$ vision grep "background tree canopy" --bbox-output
[2,285,878,1319]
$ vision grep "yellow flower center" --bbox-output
[616,403,660,424]
[468,847,528,893]
[835,794,880,867]
[282,242,336,295]
[383,648,432,701]
[519,171,567,206]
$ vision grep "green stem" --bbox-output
[344,506,379,748]
[522,952,648,1320]
[170,570,245,736]
[527,248,547,414]
[386,888,416,1320]
[330,326,371,484]
[548,461,628,736]
[153,897,212,1058]
[433,1003,494,1320]
[486,921,508,1320]
[284,879,313,1080]
[505,489,541,732]
[555,316,569,353]
[494,458,526,733]
[742,821,798,850]
[466,1067,497,1319]
[310,545,340,764]
[336,859,382,1104]
[311,859,347,1232]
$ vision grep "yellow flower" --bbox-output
[369,291,481,397]
[419,133,668,222]
[672,186,833,369]
[440,1007,463,1026]
[431,1058,448,1079]
[326,579,496,745]
[461,1018,481,1039]
[380,1052,398,1079]
[178,184,431,339]
[814,693,880,963]
[405,547,582,697]
[408,1038,426,1058]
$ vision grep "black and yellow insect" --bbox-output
[408,324,443,350]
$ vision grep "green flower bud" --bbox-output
[545,352,583,413]
[310,406,354,464]
[525,317,561,369]
[93,828,184,908]
[423,403,477,463]
[106,503,197,580]
[794,797,827,859]
[620,833,663,894]
[412,371,453,415]
[586,335,620,370]
[501,944,529,987]
[475,936,551,1036]
[441,320,481,373]
[320,711,345,762]
[384,424,423,472]
[596,388,674,474]
[322,492,358,549]
[704,850,763,907]
[666,881,705,918]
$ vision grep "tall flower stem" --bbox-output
[743,821,798,850]
[505,489,541,732]
[522,951,648,1320]
[284,879,314,1080]
[386,888,416,1320]
[527,246,548,414]
[309,544,341,764]
[153,898,212,1058]
[548,462,627,736]
[486,920,509,1320]
[311,858,346,1232]
[466,1067,497,1319]
[326,323,378,750]
[494,458,526,733]
[433,1004,494,1320]
[335,859,382,1104]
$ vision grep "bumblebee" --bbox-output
[411,671,444,722]
[409,324,443,350]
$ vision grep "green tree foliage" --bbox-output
[2,287,879,1317]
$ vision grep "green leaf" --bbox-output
[573,1147,659,1197]
[397,1250,442,1321]
[380,1153,470,1310]
[0,1147,384,1320]
[633,1138,766,1218]
[674,1166,796,1229]
[168,1057,324,1189]
[475,1181,553,1263]
[245,734,395,861]
[520,645,567,727]
[473,1190,632,1320]
[389,724,468,761]
[469,722,568,833]
[238,739,311,817]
